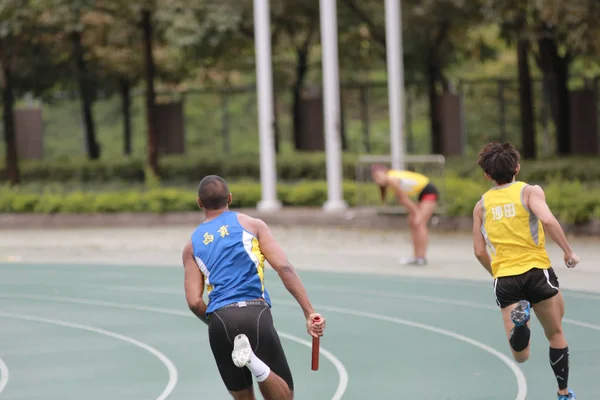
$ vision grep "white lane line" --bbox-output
[0,312,178,400]
[276,299,528,400]
[275,285,600,331]
[278,332,348,400]
[0,356,8,395]
[3,277,600,300]
[0,294,348,400]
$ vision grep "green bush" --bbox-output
[0,152,359,184]
[3,152,600,185]
[446,156,600,184]
[1,178,599,224]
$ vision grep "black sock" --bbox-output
[550,347,570,390]
[509,325,530,352]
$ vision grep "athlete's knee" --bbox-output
[544,325,564,341]
[259,388,292,400]
[512,350,530,363]
[230,389,255,400]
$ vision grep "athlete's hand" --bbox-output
[307,313,326,338]
[564,252,580,268]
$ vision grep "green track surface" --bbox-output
[0,263,599,399]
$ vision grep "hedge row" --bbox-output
[446,156,600,184]
[2,177,599,224]
[0,153,358,183]
[1,152,600,184]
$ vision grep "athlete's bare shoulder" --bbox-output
[523,184,545,209]
[473,199,483,215]
[524,183,544,194]
[236,213,267,237]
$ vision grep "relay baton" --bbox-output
[311,316,321,371]
[566,259,576,268]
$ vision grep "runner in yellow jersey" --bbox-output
[371,164,439,265]
[472,142,580,400]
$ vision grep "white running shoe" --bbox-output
[399,257,427,265]
[232,334,252,368]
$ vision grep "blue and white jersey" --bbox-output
[191,211,271,315]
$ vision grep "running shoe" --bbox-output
[510,300,531,327]
[399,257,427,266]
[232,334,252,368]
[557,389,576,399]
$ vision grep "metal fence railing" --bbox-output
[2,76,598,160]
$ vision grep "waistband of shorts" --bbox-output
[219,300,268,309]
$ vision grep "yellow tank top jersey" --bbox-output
[386,170,430,197]
[481,181,551,279]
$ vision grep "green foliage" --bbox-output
[0,152,359,183]
[445,156,600,184]
[443,173,488,216]
[2,178,599,225]
[4,153,600,186]
[541,180,600,225]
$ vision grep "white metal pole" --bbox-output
[320,0,347,211]
[385,0,406,170]
[254,0,281,211]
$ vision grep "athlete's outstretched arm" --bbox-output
[255,219,314,317]
[526,185,579,266]
[182,241,208,325]
[254,219,326,337]
[472,201,493,276]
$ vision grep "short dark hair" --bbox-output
[197,175,230,210]
[477,141,520,185]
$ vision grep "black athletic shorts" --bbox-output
[418,182,439,202]
[208,300,294,392]
[494,267,560,309]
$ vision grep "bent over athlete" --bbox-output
[371,164,439,265]
[472,142,579,400]
[182,175,326,399]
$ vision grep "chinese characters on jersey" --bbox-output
[204,225,229,245]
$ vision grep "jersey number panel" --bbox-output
[491,203,517,221]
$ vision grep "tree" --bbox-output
[342,0,490,154]
[94,0,200,177]
[87,0,199,163]
[85,10,143,155]
[269,2,321,151]
[37,0,104,160]
[0,1,63,184]
[515,9,536,159]
[0,18,20,184]
[532,0,600,155]
[140,7,158,176]
[484,0,537,158]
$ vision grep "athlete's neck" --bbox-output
[494,177,517,187]
[204,207,230,223]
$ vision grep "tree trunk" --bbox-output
[536,25,571,155]
[427,50,442,154]
[142,9,158,177]
[2,58,20,185]
[72,31,100,160]
[272,82,280,153]
[292,47,309,150]
[554,59,570,155]
[516,16,536,159]
[120,79,132,155]
[340,86,348,150]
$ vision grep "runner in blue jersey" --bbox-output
[182,175,326,400]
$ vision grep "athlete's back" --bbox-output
[481,181,551,279]
[191,210,270,314]
[386,169,430,196]
[473,142,579,400]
